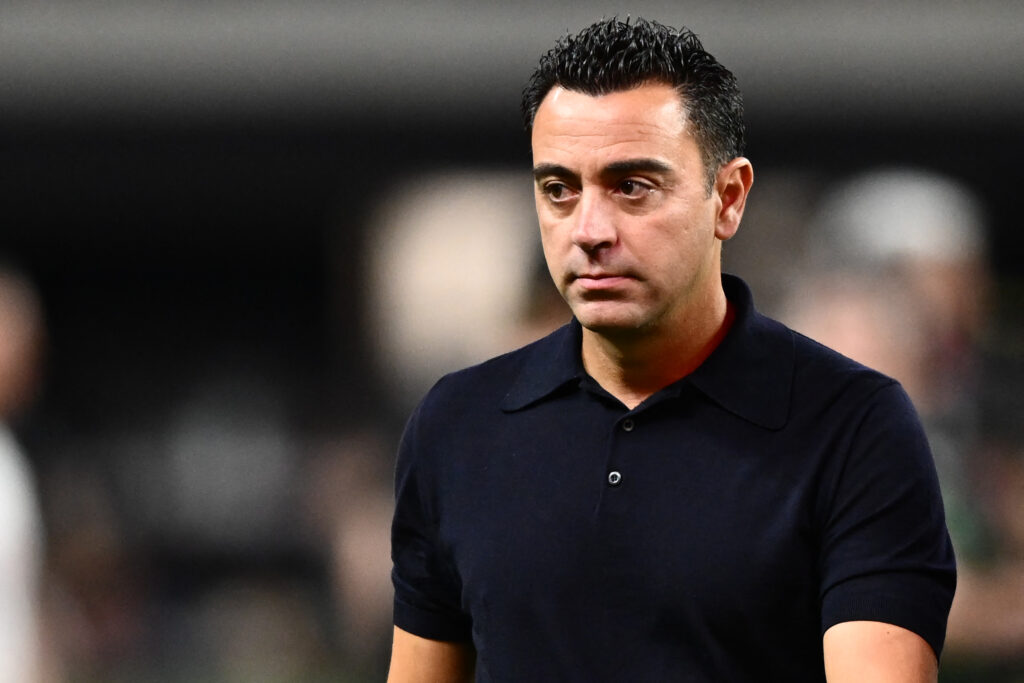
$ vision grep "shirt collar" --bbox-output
[501,274,794,429]
[685,274,793,429]
[500,317,585,412]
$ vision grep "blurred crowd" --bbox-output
[1,164,1021,681]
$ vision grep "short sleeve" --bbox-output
[818,382,957,657]
[391,396,473,642]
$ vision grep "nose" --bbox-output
[570,190,617,253]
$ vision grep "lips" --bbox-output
[572,272,633,290]
[573,268,634,280]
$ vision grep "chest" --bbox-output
[435,399,829,641]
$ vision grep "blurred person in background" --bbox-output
[305,430,397,679]
[801,169,990,460]
[0,264,47,683]
[388,18,955,682]
[783,168,1024,680]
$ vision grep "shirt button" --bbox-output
[608,471,622,486]
[622,419,635,432]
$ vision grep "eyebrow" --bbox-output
[603,158,674,176]
[532,158,674,182]
[532,163,575,182]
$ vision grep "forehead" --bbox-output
[530,83,693,164]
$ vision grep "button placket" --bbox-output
[607,416,636,486]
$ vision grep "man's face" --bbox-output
[531,82,729,338]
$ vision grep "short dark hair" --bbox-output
[521,17,746,192]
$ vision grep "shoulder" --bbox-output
[780,321,937,504]
[412,322,575,426]
[425,336,548,403]
[785,321,903,410]
[752,310,925,444]
[714,275,904,430]
[395,325,574,484]
[430,345,534,398]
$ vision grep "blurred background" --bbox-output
[0,1,1021,681]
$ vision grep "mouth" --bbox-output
[571,272,634,290]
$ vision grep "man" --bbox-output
[0,266,45,683]
[388,17,955,682]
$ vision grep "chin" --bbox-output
[573,304,650,334]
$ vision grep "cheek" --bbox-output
[539,242,570,294]
[537,215,569,253]
[537,225,564,273]
[663,203,718,248]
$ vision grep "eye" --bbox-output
[618,179,652,198]
[542,181,576,203]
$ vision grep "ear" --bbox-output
[714,157,754,241]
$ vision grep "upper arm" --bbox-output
[823,620,937,683]
[387,626,475,683]
[818,383,956,657]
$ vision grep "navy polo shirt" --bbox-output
[392,275,956,682]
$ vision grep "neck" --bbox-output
[580,287,734,410]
